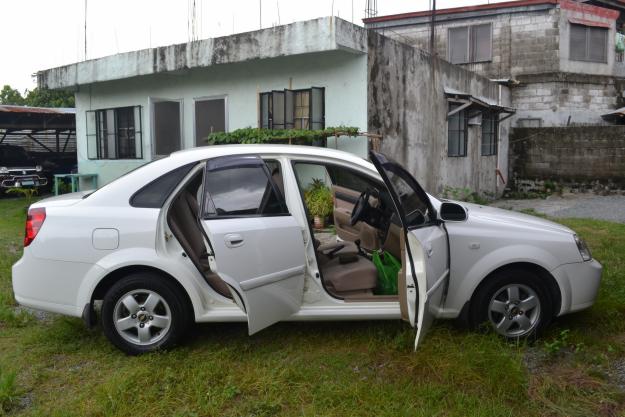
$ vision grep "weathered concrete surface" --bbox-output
[367,32,511,196]
[492,194,625,223]
[510,126,625,188]
[366,1,625,127]
[38,17,367,90]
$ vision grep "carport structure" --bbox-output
[0,105,76,154]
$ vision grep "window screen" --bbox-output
[195,99,226,146]
[448,104,467,157]
[570,24,608,63]
[481,111,498,156]
[204,158,288,217]
[130,163,196,208]
[153,100,182,156]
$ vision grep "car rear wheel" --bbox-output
[471,269,553,340]
[101,272,191,355]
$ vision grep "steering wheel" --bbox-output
[350,189,371,226]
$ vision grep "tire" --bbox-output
[101,272,191,355]
[470,268,553,340]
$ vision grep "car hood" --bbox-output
[458,201,574,235]
[31,191,91,208]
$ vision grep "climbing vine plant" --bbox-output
[205,126,361,145]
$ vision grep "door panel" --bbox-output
[201,216,306,334]
[369,151,450,350]
[332,185,380,251]
[408,227,449,347]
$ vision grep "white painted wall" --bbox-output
[75,50,368,186]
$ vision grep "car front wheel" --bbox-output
[101,272,190,355]
[471,269,553,340]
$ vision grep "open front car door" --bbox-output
[199,155,306,335]
[369,151,450,350]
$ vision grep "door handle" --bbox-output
[425,245,433,258]
[224,233,244,248]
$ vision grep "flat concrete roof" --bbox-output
[37,17,367,90]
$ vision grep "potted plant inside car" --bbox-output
[304,179,334,229]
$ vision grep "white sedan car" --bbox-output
[12,145,602,354]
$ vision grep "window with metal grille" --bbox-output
[448,104,467,157]
[481,111,498,156]
[259,87,325,131]
[448,23,492,64]
[570,24,608,63]
[86,106,142,160]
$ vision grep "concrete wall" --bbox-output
[371,7,560,80]
[74,50,368,185]
[367,32,512,197]
[513,73,622,126]
[368,3,625,127]
[510,126,625,189]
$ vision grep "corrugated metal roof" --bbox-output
[0,105,75,115]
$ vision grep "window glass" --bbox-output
[449,24,492,64]
[472,24,492,62]
[570,24,608,63]
[87,106,142,160]
[449,27,469,64]
[116,107,136,159]
[588,27,608,63]
[448,104,467,157]
[384,166,431,228]
[481,111,498,156]
[204,159,287,217]
[130,163,196,208]
[272,91,286,130]
[258,88,324,131]
[570,24,587,61]
[325,165,378,193]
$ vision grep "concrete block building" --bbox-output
[365,0,625,127]
[37,17,512,196]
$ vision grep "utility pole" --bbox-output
[259,0,262,29]
[429,0,436,56]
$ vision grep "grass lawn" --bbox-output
[1,196,624,416]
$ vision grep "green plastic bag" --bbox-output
[372,250,401,295]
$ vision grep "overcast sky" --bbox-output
[0,0,506,93]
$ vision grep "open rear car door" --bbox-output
[199,155,307,335]
[369,151,450,349]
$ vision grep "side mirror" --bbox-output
[439,202,468,222]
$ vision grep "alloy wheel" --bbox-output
[487,283,541,338]
[113,289,172,346]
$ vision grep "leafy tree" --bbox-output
[24,87,74,108]
[0,84,74,108]
[0,85,25,105]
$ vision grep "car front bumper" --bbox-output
[1,174,48,189]
[552,259,602,315]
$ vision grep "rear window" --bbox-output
[130,163,195,208]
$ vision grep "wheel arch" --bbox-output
[469,262,562,319]
[91,265,195,320]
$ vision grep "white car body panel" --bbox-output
[201,216,306,334]
[11,145,602,344]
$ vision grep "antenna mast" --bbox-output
[364,0,377,19]
[84,0,87,60]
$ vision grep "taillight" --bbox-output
[24,207,46,247]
